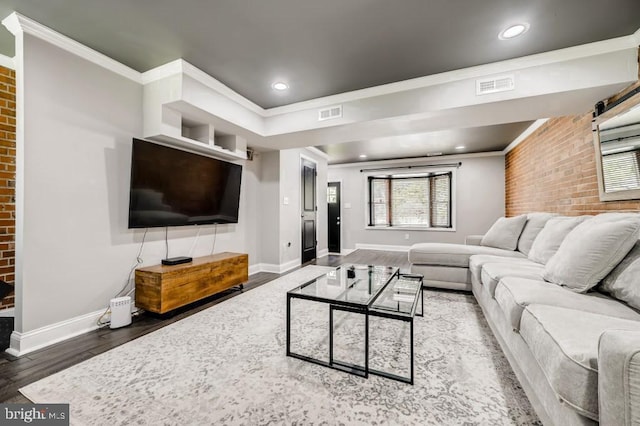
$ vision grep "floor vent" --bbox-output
[476,75,515,95]
[318,105,342,121]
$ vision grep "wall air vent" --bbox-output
[476,75,515,95]
[318,105,342,121]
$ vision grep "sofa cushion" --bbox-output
[600,241,640,310]
[480,215,528,251]
[528,216,588,265]
[469,255,539,283]
[408,243,525,268]
[543,213,640,293]
[519,305,640,420]
[494,277,640,331]
[517,212,556,256]
[479,262,545,297]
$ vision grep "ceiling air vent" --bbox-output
[476,75,515,96]
[318,105,342,121]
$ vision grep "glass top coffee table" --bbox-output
[286,264,423,384]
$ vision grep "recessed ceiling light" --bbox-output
[272,82,289,91]
[455,145,465,150]
[359,154,368,158]
[499,23,529,40]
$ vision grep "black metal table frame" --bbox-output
[286,272,423,385]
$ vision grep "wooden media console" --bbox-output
[135,252,248,314]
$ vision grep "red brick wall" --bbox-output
[0,65,15,311]
[506,83,640,217]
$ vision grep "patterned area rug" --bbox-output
[21,266,540,425]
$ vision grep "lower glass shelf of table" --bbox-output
[286,264,423,384]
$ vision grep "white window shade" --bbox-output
[602,150,640,192]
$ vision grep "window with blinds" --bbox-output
[602,150,640,192]
[368,172,452,228]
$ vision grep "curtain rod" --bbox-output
[360,162,462,173]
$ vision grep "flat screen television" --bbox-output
[128,138,242,228]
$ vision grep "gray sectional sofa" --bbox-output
[408,212,640,425]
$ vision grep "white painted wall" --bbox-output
[259,151,281,266]
[278,148,328,265]
[327,154,505,249]
[16,34,262,335]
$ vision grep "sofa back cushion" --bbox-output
[600,241,640,310]
[517,212,556,256]
[481,215,527,251]
[528,216,588,264]
[543,214,640,293]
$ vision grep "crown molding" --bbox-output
[305,146,330,160]
[0,53,14,70]
[1,12,141,83]
[141,58,265,116]
[1,12,20,35]
[140,58,182,84]
[503,119,550,154]
[266,32,640,117]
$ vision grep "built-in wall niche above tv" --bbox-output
[128,138,242,228]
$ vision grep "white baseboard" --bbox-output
[317,249,329,258]
[6,309,104,357]
[249,260,305,275]
[0,307,14,317]
[355,243,411,252]
[248,264,261,276]
[257,258,301,274]
[341,249,356,256]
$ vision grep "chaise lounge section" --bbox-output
[409,212,640,425]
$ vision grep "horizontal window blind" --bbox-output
[368,172,452,228]
[602,150,640,192]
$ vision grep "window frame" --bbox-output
[363,167,457,232]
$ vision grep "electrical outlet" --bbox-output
[404,234,410,240]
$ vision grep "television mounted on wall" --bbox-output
[128,138,242,228]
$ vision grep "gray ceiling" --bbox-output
[317,121,534,164]
[0,1,638,163]
[0,0,639,109]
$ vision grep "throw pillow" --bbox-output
[528,216,589,264]
[517,212,556,256]
[600,241,640,310]
[543,214,640,293]
[480,215,528,251]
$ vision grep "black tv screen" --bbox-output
[128,138,242,228]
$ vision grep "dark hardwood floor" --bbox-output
[0,249,409,403]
